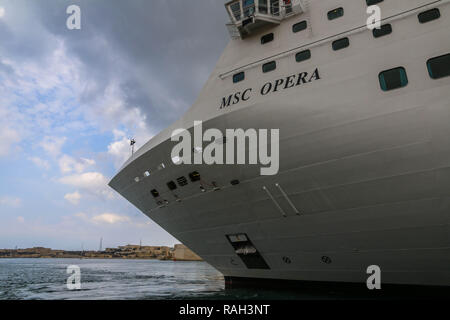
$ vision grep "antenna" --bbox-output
[130,138,136,155]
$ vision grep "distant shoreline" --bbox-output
[0,244,203,261]
[0,257,201,261]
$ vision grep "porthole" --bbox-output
[372,24,392,38]
[332,37,349,51]
[189,171,201,182]
[261,33,274,45]
[328,7,344,21]
[366,0,383,5]
[427,53,450,79]
[151,189,159,198]
[167,181,177,191]
[418,8,440,23]
[233,72,245,83]
[379,67,408,91]
[295,49,311,63]
[262,61,276,73]
[292,20,307,33]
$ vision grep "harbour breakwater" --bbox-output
[0,244,202,261]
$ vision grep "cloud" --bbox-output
[91,213,131,225]
[29,156,50,170]
[0,0,228,249]
[40,136,67,157]
[108,136,132,168]
[0,7,4,18]
[75,212,131,225]
[59,172,113,199]
[0,196,22,208]
[64,191,82,205]
[59,155,95,174]
[17,216,25,223]
[0,126,20,157]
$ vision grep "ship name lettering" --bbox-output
[220,68,320,109]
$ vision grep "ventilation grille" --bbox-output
[176,176,188,186]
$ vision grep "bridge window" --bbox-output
[332,37,349,51]
[233,72,245,83]
[418,8,440,23]
[366,0,383,5]
[295,49,311,63]
[379,67,408,91]
[261,33,274,45]
[427,54,450,79]
[373,24,392,38]
[292,21,307,33]
[262,61,276,73]
[230,2,242,21]
[328,7,344,21]
[258,0,268,14]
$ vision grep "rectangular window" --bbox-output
[379,67,408,91]
[328,7,344,20]
[262,61,276,73]
[261,33,274,44]
[167,181,177,191]
[150,189,159,198]
[292,20,307,33]
[295,49,311,63]
[427,54,450,79]
[258,0,268,14]
[366,0,383,5]
[373,24,392,38]
[418,8,440,23]
[189,171,201,182]
[332,37,349,51]
[233,72,245,83]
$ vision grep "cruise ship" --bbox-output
[109,0,450,287]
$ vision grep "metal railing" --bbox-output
[227,0,295,23]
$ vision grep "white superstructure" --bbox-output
[110,0,450,287]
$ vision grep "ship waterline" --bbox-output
[109,0,450,287]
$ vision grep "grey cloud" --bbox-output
[1,0,229,132]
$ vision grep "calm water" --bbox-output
[0,258,225,300]
[0,259,446,300]
[0,258,351,300]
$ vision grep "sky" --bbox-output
[0,0,229,250]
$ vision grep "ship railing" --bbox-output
[226,0,301,25]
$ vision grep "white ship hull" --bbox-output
[110,0,450,287]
